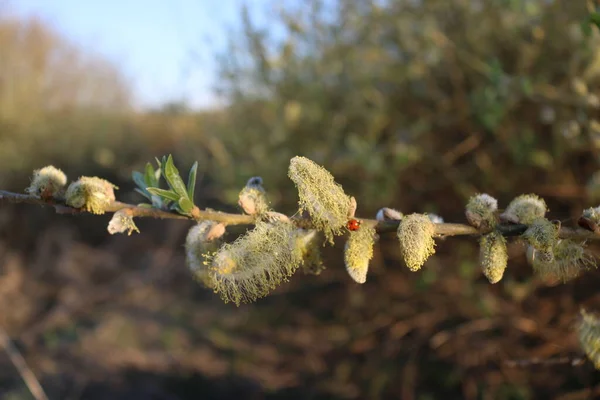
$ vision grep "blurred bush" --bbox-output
[210,0,600,220]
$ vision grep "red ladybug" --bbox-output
[347,219,361,231]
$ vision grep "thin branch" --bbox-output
[1,189,599,241]
[0,327,49,400]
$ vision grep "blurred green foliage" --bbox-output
[211,0,600,218]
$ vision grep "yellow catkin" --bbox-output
[25,165,67,199]
[288,156,352,243]
[65,176,117,215]
[208,221,304,306]
[578,309,600,369]
[397,213,436,272]
[479,231,508,284]
[295,229,326,275]
[344,225,377,283]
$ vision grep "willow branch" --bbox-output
[1,189,599,241]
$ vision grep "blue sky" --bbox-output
[9,0,274,110]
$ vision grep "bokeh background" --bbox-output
[2,0,600,399]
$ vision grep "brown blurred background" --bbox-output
[2,0,600,399]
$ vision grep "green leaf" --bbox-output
[187,161,198,200]
[147,187,181,202]
[178,197,195,214]
[134,188,151,201]
[144,162,157,187]
[164,155,189,199]
[132,171,147,191]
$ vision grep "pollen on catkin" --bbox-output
[288,156,353,243]
[295,229,326,275]
[207,221,304,306]
[465,193,498,230]
[185,221,226,287]
[479,231,508,284]
[65,176,117,214]
[26,165,67,200]
[501,194,547,224]
[531,239,596,282]
[397,213,436,272]
[344,225,377,284]
[522,218,559,254]
[238,176,270,216]
[578,309,600,369]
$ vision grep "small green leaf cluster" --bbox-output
[135,155,198,217]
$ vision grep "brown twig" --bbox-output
[1,189,600,241]
[0,327,49,400]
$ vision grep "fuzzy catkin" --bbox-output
[532,239,596,282]
[296,229,326,275]
[65,176,117,215]
[288,156,352,243]
[522,218,558,254]
[344,225,376,283]
[397,213,436,271]
[501,194,547,224]
[465,193,498,230]
[208,221,304,306]
[26,165,67,199]
[479,231,508,284]
[185,221,226,287]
